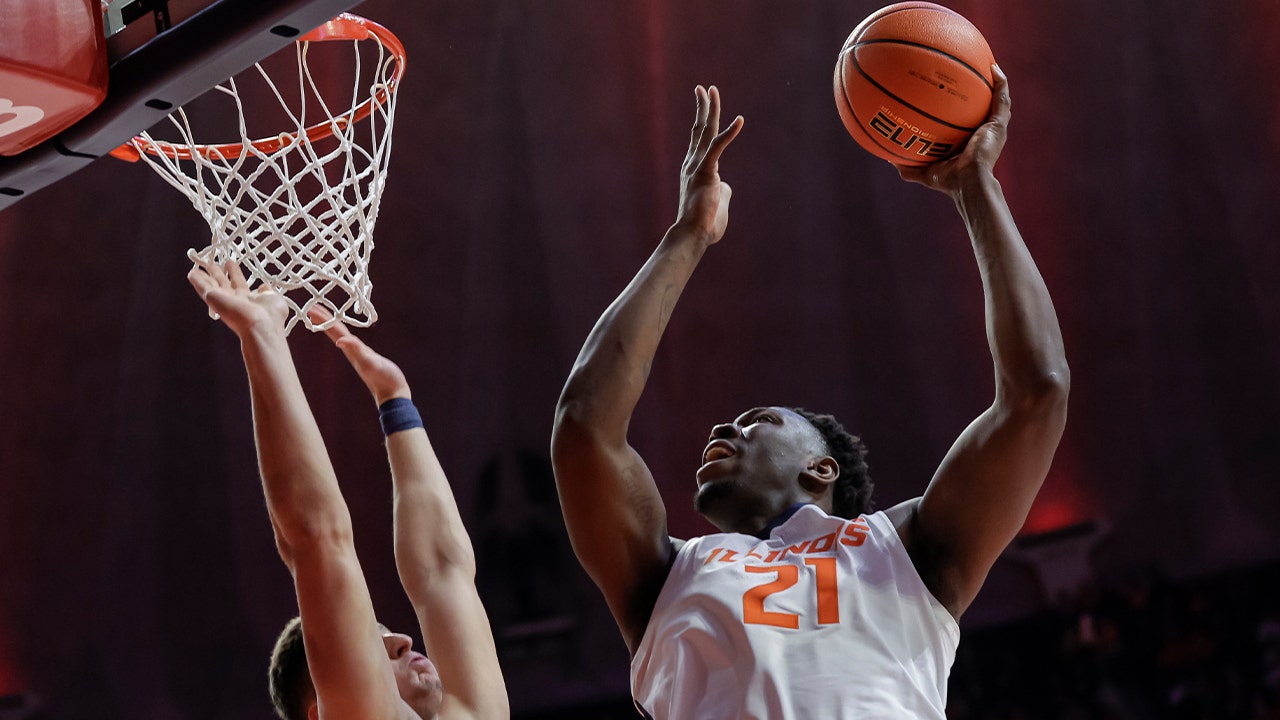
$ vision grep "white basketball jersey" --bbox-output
[631,504,959,719]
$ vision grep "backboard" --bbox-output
[0,0,362,211]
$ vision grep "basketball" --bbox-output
[833,2,996,166]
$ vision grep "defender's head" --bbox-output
[268,617,444,720]
[694,406,873,534]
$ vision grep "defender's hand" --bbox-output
[897,65,1010,195]
[187,258,289,337]
[309,307,410,405]
[675,85,744,245]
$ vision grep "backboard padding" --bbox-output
[0,0,362,211]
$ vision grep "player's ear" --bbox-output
[800,456,838,493]
[307,700,320,720]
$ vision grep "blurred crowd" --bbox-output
[947,560,1280,720]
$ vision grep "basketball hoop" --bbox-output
[112,13,406,333]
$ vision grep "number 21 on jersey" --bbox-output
[743,557,840,629]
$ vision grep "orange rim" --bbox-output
[110,13,406,163]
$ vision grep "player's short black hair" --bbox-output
[788,407,874,518]
[268,616,312,720]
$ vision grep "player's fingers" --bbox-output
[335,333,378,357]
[694,86,721,156]
[686,86,707,156]
[895,163,931,187]
[333,335,366,359]
[707,86,723,140]
[250,286,279,302]
[226,261,251,291]
[333,336,382,378]
[185,257,226,320]
[186,264,217,298]
[690,86,711,153]
[307,304,334,324]
[691,86,721,155]
[308,305,369,360]
[988,64,1010,128]
[189,251,229,287]
[703,115,744,170]
[953,66,1008,165]
[308,307,345,341]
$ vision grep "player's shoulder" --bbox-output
[667,534,722,560]
[881,496,923,539]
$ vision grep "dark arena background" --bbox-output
[2,1,1280,718]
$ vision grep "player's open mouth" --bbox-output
[701,440,737,465]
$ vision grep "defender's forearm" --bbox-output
[386,429,477,598]
[240,327,351,550]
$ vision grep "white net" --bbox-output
[123,15,403,334]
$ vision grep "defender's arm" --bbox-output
[189,263,403,720]
[317,316,509,720]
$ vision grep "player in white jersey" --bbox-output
[551,70,1069,718]
[186,262,508,720]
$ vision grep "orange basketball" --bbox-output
[834,2,996,166]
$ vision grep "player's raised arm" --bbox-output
[551,85,743,653]
[316,312,508,720]
[187,262,402,720]
[894,66,1070,618]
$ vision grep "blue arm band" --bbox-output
[378,397,423,436]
